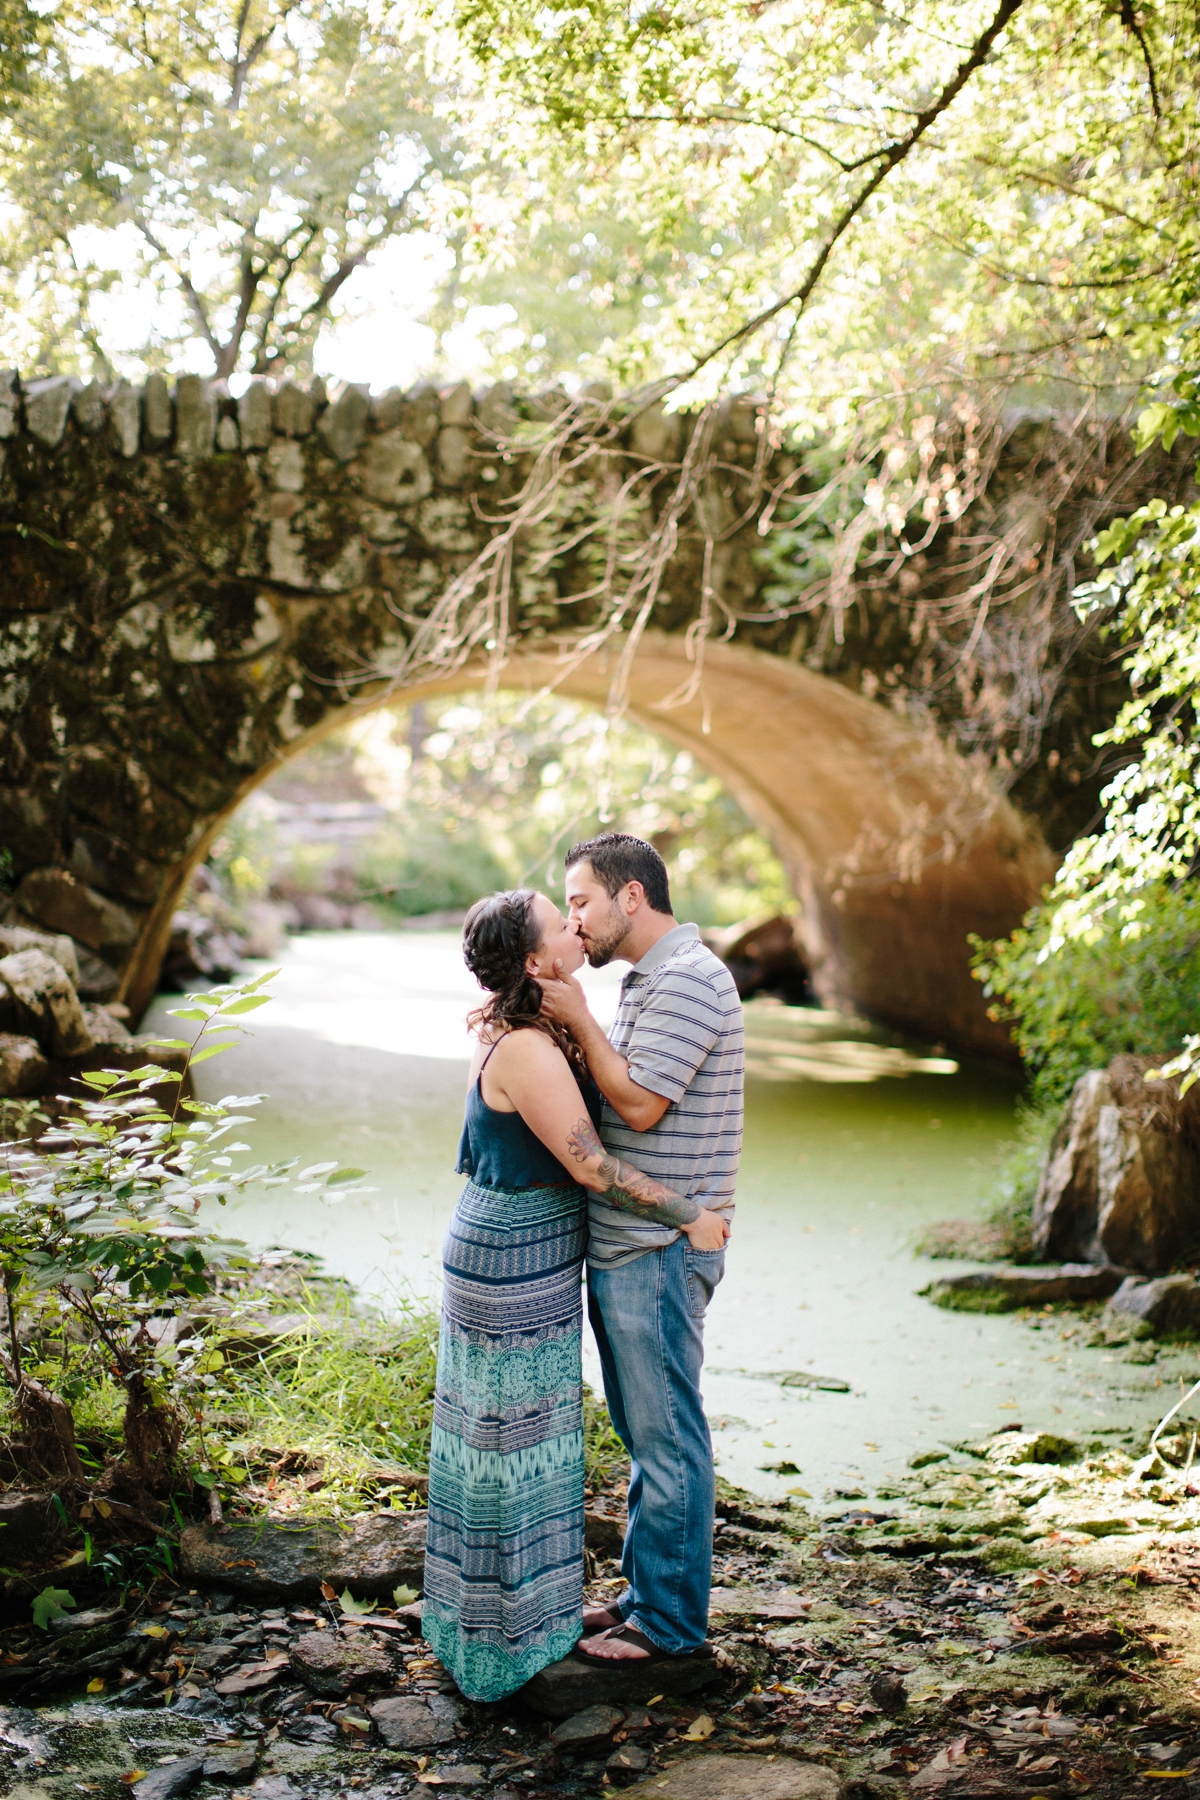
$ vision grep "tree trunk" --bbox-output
[12,1377,86,1486]
[105,1374,183,1500]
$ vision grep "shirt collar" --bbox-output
[623,920,700,982]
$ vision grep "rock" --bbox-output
[0,924,79,984]
[585,1509,626,1554]
[427,1768,485,1789]
[321,384,370,461]
[180,1512,427,1601]
[628,404,682,464]
[0,950,93,1057]
[74,947,120,1000]
[0,369,19,439]
[282,1713,339,1744]
[175,376,216,460]
[143,372,173,446]
[24,376,76,448]
[132,1754,207,1800]
[109,380,140,457]
[703,912,811,1003]
[213,1662,287,1696]
[238,381,273,450]
[273,381,315,438]
[0,1703,52,1764]
[923,1263,1126,1312]
[623,1756,842,1800]
[709,1590,809,1619]
[869,1672,908,1713]
[550,1704,626,1746]
[1107,1274,1200,1339]
[0,1490,62,1558]
[1033,1058,1200,1273]
[608,1743,651,1775]
[983,1429,1081,1466]
[368,1693,461,1748]
[289,1627,394,1695]
[0,1032,48,1096]
[520,1642,720,1719]
[202,1750,258,1783]
[436,426,472,487]
[16,869,138,953]
[81,1004,134,1049]
[70,381,106,435]
[357,431,432,506]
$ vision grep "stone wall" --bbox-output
[1,368,1192,1041]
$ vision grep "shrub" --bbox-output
[971,880,1200,1108]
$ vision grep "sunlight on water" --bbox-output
[147,933,1158,1502]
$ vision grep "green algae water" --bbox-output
[145,932,1174,1502]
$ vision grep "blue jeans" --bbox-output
[587,1239,725,1654]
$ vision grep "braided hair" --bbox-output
[462,889,588,1078]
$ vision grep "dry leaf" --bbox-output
[681,1714,714,1742]
[86,1677,105,1693]
[320,1581,337,1601]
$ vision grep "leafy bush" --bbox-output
[972,880,1200,1108]
[353,821,511,917]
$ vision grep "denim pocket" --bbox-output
[684,1247,726,1319]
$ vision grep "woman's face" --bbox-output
[525,893,586,980]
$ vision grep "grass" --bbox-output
[1,1251,628,1522]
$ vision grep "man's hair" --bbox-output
[565,833,672,915]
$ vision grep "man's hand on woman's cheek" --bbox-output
[538,962,592,1027]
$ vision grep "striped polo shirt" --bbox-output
[588,921,744,1269]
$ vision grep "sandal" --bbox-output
[582,1604,625,1632]
[576,1622,678,1663]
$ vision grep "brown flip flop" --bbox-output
[577,1622,678,1663]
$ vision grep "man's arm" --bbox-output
[539,964,669,1131]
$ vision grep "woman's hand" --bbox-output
[680,1208,731,1252]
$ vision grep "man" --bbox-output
[539,832,744,1664]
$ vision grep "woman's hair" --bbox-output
[462,889,587,1076]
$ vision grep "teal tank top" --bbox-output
[456,1038,602,1191]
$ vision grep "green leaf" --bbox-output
[167,1007,217,1022]
[298,1161,338,1180]
[190,1043,237,1065]
[215,995,272,1015]
[31,1586,76,1630]
[325,1167,368,1186]
[79,1071,121,1089]
[339,1588,377,1617]
[392,1585,419,1608]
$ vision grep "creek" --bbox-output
[146,931,1171,1503]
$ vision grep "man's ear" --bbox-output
[623,879,645,915]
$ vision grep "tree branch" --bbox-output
[1116,0,1161,120]
[135,217,224,367]
[665,0,1027,390]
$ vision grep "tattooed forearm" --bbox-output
[565,1116,699,1227]
[601,1159,700,1228]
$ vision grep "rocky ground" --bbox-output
[5,1438,1200,1800]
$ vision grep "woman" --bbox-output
[421,889,728,1702]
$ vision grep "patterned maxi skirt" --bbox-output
[423,1179,587,1702]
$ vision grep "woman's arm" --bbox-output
[489,1031,730,1248]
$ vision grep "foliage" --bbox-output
[0,0,454,378]
[0,972,368,1494]
[240,691,793,927]
[972,881,1200,1107]
[30,1586,76,1630]
[433,0,1200,413]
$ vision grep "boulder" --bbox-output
[584,1508,625,1554]
[179,1512,427,1601]
[1106,1274,1200,1339]
[0,950,93,1058]
[923,1264,1126,1312]
[16,869,138,953]
[0,925,79,985]
[519,1642,720,1720]
[549,1704,626,1747]
[132,1754,207,1800]
[289,1627,394,1695]
[702,913,811,1003]
[623,1757,842,1800]
[0,1033,48,1097]
[1033,1057,1200,1273]
[368,1693,461,1748]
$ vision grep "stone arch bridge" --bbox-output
[1,369,1189,1058]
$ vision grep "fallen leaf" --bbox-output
[681,1714,714,1742]
[119,1774,147,1786]
[392,1585,419,1607]
[86,1677,105,1693]
[320,1581,337,1602]
[339,1589,377,1618]
[646,1694,664,1706]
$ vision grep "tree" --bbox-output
[0,0,456,379]
[438,0,1200,413]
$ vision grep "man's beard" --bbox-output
[583,906,631,968]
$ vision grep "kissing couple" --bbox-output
[420,832,745,1702]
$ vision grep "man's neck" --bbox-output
[617,909,678,966]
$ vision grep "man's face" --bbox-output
[565,861,633,968]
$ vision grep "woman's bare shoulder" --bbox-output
[494,1027,570,1069]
